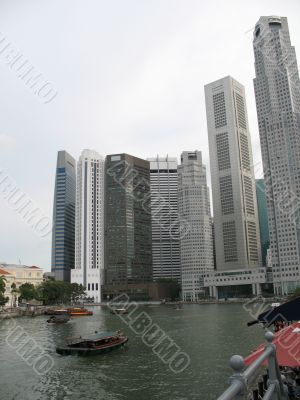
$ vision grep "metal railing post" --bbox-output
[217,331,289,400]
[264,331,288,400]
[228,355,247,400]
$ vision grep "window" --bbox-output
[213,92,227,128]
[219,175,234,215]
[216,132,231,170]
[223,221,238,262]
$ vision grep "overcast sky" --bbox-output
[0,0,299,270]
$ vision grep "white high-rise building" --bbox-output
[205,76,261,272]
[71,149,105,302]
[253,16,300,295]
[178,151,214,301]
[148,156,181,282]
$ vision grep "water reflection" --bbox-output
[0,304,264,400]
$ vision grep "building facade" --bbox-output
[71,150,105,303]
[103,154,152,300]
[51,150,76,282]
[253,16,300,295]
[204,268,268,299]
[178,151,214,301]
[256,179,270,266]
[148,156,181,282]
[205,76,261,272]
[0,264,44,306]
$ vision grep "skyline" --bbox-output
[0,1,300,269]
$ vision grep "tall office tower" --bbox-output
[205,76,261,271]
[147,156,181,282]
[104,154,152,300]
[71,150,105,302]
[253,16,300,294]
[256,179,270,266]
[178,151,214,301]
[51,151,76,282]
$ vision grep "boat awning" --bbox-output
[67,331,118,344]
[247,297,300,326]
[244,322,300,367]
[83,331,117,341]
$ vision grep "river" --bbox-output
[0,304,265,400]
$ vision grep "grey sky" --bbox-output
[0,0,299,270]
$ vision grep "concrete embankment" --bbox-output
[0,307,46,319]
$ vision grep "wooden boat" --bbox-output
[67,307,93,316]
[47,314,70,324]
[56,331,128,356]
[110,308,128,315]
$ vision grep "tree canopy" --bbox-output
[0,276,8,309]
[0,276,6,294]
[289,286,300,299]
[19,281,87,305]
[19,283,36,301]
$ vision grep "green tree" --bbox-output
[0,275,6,294]
[10,283,19,308]
[0,276,8,310]
[70,283,86,303]
[36,281,87,305]
[289,286,300,299]
[0,293,9,310]
[19,283,36,302]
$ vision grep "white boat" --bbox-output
[110,308,128,315]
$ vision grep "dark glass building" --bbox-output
[256,179,270,266]
[51,151,76,281]
[104,154,152,299]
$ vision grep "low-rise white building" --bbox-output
[204,268,269,299]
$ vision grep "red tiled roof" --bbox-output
[0,268,12,276]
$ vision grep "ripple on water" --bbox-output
[0,305,264,400]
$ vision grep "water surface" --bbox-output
[0,304,264,400]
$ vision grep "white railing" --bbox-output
[217,332,288,400]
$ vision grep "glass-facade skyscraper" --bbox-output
[147,156,181,282]
[51,150,76,281]
[256,179,270,266]
[104,153,152,299]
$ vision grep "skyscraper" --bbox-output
[148,156,181,282]
[205,76,261,271]
[253,16,300,294]
[178,151,214,301]
[51,150,76,282]
[71,150,105,302]
[103,154,152,300]
[256,179,270,266]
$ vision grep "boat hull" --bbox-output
[56,338,128,356]
[47,318,70,324]
[69,312,93,316]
